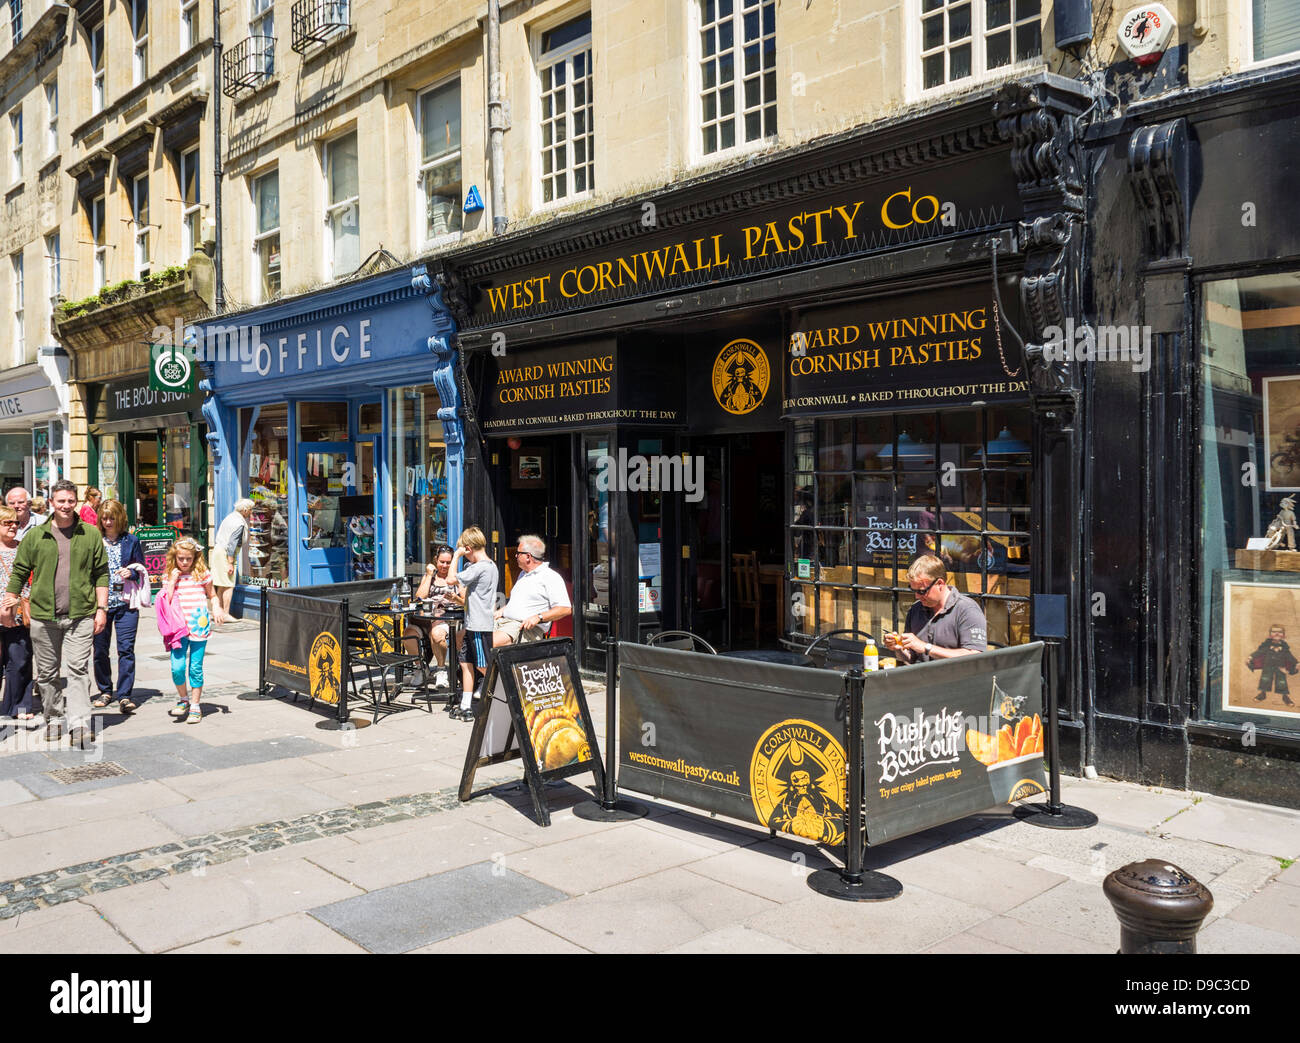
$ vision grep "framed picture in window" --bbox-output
[511,447,548,489]
[1264,375,1300,492]
[1221,575,1300,718]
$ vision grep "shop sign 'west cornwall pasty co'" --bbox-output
[467,150,1021,323]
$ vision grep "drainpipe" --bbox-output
[212,0,224,311]
[487,0,507,235]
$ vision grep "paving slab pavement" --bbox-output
[0,607,1298,955]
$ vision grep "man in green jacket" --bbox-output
[1,479,108,748]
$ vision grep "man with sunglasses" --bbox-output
[884,554,987,664]
[493,534,571,648]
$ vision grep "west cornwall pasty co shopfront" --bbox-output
[442,74,1092,715]
[198,265,462,616]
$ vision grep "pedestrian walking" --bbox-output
[5,487,47,539]
[92,500,147,715]
[0,506,35,721]
[211,498,255,618]
[449,527,498,720]
[1,479,108,748]
[158,537,226,724]
[79,487,102,527]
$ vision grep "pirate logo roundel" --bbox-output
[308,631,342,707]
[750,720,847,845]
[712,338,771,416]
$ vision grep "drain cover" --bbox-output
[47,762,130,784]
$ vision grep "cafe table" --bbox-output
[410,605,464,709]
[363,601,463,707]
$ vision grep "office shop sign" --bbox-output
[469,150,1021,324]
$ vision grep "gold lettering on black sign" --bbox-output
[496,354,615,404]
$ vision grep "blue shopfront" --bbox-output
[198,265,462,616]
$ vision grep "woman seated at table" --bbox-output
[403,545,461,688]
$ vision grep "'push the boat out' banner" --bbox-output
[618,641,1045,848]
[861,642,1046,846]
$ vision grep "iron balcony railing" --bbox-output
[221,34,275,98]
[290,0,349,54]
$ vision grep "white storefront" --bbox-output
[0,348,71,496]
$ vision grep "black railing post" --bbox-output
[842,669,866,885]
[1013,631,1098,829]
[573,635,649,822]
[339,596,350,724]
[258,587,268,695]
[807,668,902,901]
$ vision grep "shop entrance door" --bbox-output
[684,440,728,649]
[295,441,354,585]
[684,432,786,650]
[133,436,160,527]
[491,433,573,632]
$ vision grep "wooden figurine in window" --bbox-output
[1265,495,1298,551]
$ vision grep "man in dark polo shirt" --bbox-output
[885,554,987,664]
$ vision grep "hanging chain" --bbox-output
[990,237,1022,379]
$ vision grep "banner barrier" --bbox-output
[259,578,394,723]
[860,642,1046,846]
[617,641,1045,854]
[618,644,847,843]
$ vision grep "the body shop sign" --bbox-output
[784,283,1028,415]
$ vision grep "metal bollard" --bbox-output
[1103,860,1214,954]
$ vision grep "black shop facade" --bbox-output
[440,75,1093,747]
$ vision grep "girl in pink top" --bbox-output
[160,538,228,724]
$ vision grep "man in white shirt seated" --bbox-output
[492,534,572,647]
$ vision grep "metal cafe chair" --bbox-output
[646,630,719,655]
[345,618,422,723]
[804,628,877,671]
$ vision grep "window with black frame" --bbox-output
[788,407,1032,649]
[1201,271,1300,731]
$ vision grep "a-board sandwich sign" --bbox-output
[135,526,181,586]
[459,638,605,826]
[617,644,849,844]
[861,641,1046,846]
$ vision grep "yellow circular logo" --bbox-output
[308,631,342,707]
[750,719,847,844]
[712,338,770,415]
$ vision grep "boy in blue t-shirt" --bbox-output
[449,526,499,719]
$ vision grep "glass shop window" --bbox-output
[242,404,290,586]
[788,406,1032,648]
[1200,271,1300,730]
[389,384,448,579]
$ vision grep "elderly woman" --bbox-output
[93,500,147,714]
[211,498,255,617]
[0,506,35,720]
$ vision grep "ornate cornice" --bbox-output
[991,76,1096,406]
[1127,118,1190,264]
